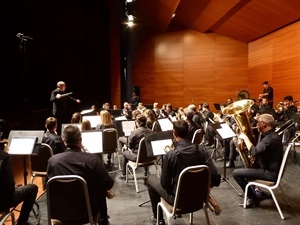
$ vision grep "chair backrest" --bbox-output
[191,129,204,144]
[30,143,53,173]
[275,144,292,186]
[172,165,210,214]
[46,175,95,225]
[102,128,118,154]
[136,137,157,164]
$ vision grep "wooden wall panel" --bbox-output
[132,29,248,110]
[249,21,300,106]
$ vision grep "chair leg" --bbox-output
[269,190,285,219]
[189,212,193,224]
[204,207,211,225]
[243,184,250,208]
[133,168,139,193]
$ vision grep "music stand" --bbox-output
[157,118,173,131]
[139,131,173,207]
[8,136,38,185]
[211,122,242,196]
[81,130,103,153]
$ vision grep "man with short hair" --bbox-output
[47,125,114,225]
[233,114,283,208]
[147,120,221,225]
[42,117,66,155]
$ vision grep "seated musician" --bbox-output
[0,150,38,225]
[119,114,152,178]
[146,120,221,225]
[256,98,278,120]
[183,107,202,141]
[233,114,283,208]
[202,103,216,147]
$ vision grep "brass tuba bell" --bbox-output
[222,99,256,168]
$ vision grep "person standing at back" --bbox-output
[259,81,274,108]
[47,125,114,225]
[50,81,81,134]
[42,117,66,155]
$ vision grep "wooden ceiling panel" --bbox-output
[133,0,300,43]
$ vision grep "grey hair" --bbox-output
[258,114,274,127]
[62,125,81,146]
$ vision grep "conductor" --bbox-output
[50,81,81,133]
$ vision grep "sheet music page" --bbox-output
[115,116,127,121]
[81,132,103,153]
[82,115,100,128]
[216,123,236,139]
[8,137,37,155]
[81,109,94,115]
[158,118,173,131]
[151,139,172,156]
[122,121,135,136]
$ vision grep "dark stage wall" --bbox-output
[0,0,114,129]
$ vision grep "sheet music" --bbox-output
[8,136,37,155]
[81,109,94,115]
[82,115,100,128]
[158,118,173,131]
[81,131,103,153]
[122,121,135,136]
[115,116,127,121]
[151,139,172,156]
[216,123,236,139]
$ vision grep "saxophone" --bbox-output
[222,99,256,168]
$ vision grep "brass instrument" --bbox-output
[222,99,256,168]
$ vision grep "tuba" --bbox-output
[222,99,256,168]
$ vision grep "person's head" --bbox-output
[62,125,82,148]
[123,102,129,109]
[144,109,156,122]
[113,105,118,110]
[227,98,233,105]
[166,103,173,111]
[183,107,193,122]
[198,103,203,111]
[203,103,209,110]
[100,110,113,126]
[173,120,188,140]
[81,119,92,131]
[57,81,66,91]
[45,117,58,131]
[135,114,147,127]
[71,112,82,123]
[262,81,269,88]
[132,109,141,119]
[283,95,293,108]
[257,114,275,132]
[261,98,269,106]
[103,102,110,110]
[153,102,159,109]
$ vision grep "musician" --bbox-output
[42,117,66,155]
[47,125,114,225]
[258,81,274,108]
[257,98,278,120]
[202,103,215,147]
[280,95,299,143]
[146,120,221,225]
[188,104,204,129]
[183,107,202,141]
[0,150,38,225]
[152,102,160,118]
[233,114,283,208]
[119,114,152,178]
[121,102,132,119]
[50,81,81,133]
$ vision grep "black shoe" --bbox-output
[150,216,165,225]
[225,161,235,168]
[239,198,260,208]
[255,189,272,200]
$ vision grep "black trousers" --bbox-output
[232,168,277,200]
[147,174,174,219]
[0,184,38,225]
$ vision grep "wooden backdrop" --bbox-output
[115,21,300,112]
